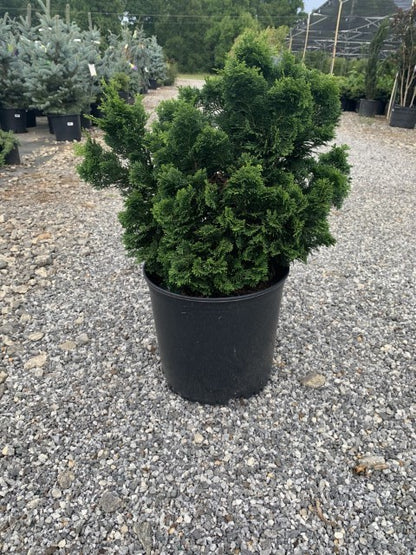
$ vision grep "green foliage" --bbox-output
[338,69,365,102]
[98,27,167,95]
[146,35,167,83]
[22,3,97,114]
[0,129,19,166]
[111,72,131,92]
[78,30,350,297]
[163,60,178,86]
[205,11,259,70]
[1,1,303,74]
[0,15,29,108]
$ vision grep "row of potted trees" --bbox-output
[0,1,169,141]
[304,6,416,129]
[358,6,416,128]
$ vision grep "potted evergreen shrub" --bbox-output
[389,5,416,128]
[77,30,350,404]
[0,15,29,133]
[111,72,132,102]
[337,68,365,112]
[146,35,167,89]
[359,20,389,118]
[0,130,20,166]
[98,27,150,100]
[78,27,102,129]
[24,5,91,141]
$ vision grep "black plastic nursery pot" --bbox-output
[375,100,386,116]
[389,105,416,129]
[47,115,54,134]
[81,112,92,129]
[341,98,357,112]
[4,144,20,165]
[0,108,27,133]
[144,266,289,405]
[26,109,37,128]
[49,114,82,141]
[358,99,378,118]
[90,102,102,120]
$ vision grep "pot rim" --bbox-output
[143,264,289,304]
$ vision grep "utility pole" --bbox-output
[330,0,344,74]
[302,13,311,62]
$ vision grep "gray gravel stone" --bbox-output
[57,471,75,489]
[99,491,122,513]
[299,372,326,388]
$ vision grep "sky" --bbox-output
[303,0,325,12]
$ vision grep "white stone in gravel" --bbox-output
[100,491,121,513]
[2,445,15,456]
[13,285,30,294]
[20,313,32,323]
[28,332,44,342]
[34,254,52,267]
[334,529,345,539]
[76,333,90,345]
[0,259,8,269]
[193,432,204,444]
[359,455,387,468]
[51,488,62,499]
[59,340,77,351]
[299,372,326,388]
[26,498,40,509]
[57,471,74,489]
[24,352,47,370]
[0,370,8,384]
[35,267,48,278]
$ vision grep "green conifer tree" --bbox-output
[23,1,93,114]
[0,15,29,108]
[78,29,350,297]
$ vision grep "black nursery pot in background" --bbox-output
[49,114,82,141]
[5,144,20,165]
[389,105,416,129]
[144,266,289,405]
[358,99,378,118]
[26,109,37,128]
[81,112,92,129]
[341,98,357,112]
[0,108,27,133]
[90,102,102,120]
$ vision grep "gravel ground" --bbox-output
[0,82,415,554]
